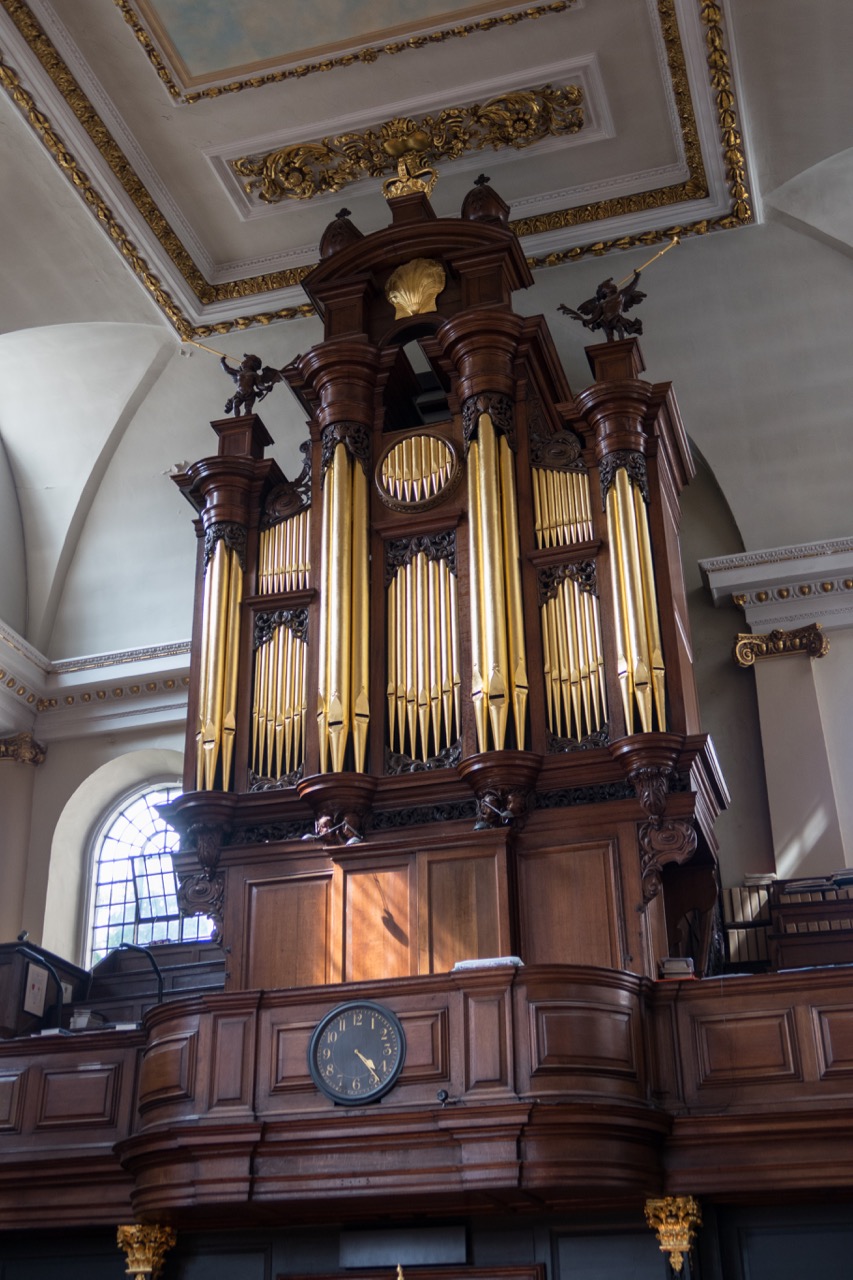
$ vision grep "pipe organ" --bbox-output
[170,180,726,998]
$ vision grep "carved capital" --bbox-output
[320,420,370,479]
[644,1196,702,1274]
[203,520,246,570]
[0,732,47,765]
[598,448,648,508]
[116,1225,176,1280]
[733,622,829,667]
[473,786,530,831]
[461,392,515,451]
[629,764,672,822]
[177,870,224,944]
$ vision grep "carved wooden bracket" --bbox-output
[610,733,698,901]
[458,750,542,831]
[297,773,377,845]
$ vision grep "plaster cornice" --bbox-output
[700,539,853,631]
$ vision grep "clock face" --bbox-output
[308,1001,406,1104]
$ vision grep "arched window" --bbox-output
[87,781,213,965]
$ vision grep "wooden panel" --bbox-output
[343,862,414,982]
[209,1012,255,1111]
[695,1010,800,1086]
[0,1071,23,1132]
[400,1008,448,1083]
[531,1001,637,1078]
[814,1004,853,1077]
[247,875,331,989]
[271,1018,317,1093]
[36,1063,120,1129]
[464,991,510,1092]
[139,1031,197,1108]
[423,851,503,973]
[518,842,621,968]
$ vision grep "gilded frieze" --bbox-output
[233,87,583,205]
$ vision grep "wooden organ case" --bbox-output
[133,181,729,1216]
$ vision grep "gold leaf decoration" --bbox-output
[232,85,584,205]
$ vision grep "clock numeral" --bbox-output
[322,1047,331,1060]
[351,1077,361,1090]
[325,1063,335,1077]
[353,1012,363,1026]
[383,1043,392,1056]
[338,1016,347,1031]
[327,1030,338,1043]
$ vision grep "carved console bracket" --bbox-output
[0,732,46,765]
[116,1224,176,1280]
[263,438,312,521]
[644,1196,702,1274]
[177,820,230,943]
[610,734,697,902]
[459,751,542,831]
[297,773,377,845]
[733,622,829,667]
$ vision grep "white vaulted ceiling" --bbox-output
[0,0,851,741]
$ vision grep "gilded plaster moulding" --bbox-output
[0,620,190,741]
[0,0,754,336]
[700,538,853,631]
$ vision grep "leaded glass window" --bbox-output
[88,783,213,964]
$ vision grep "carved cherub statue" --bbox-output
[220,353,282,416]
[558,270,646,342]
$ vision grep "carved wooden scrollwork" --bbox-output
[537,559,597,604]
[253,607,309,649]
[461,392,515,451]
[385,740,462,775]
[320,421,371,479]
[598,449,649,508]
[177,870,225,944]
[263,439,312,523]
[385,530,457,583]
[203,521,247,569]
[639,818,698,902]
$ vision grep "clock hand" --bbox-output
[354,1049,380,1084]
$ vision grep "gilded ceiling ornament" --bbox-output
[232,86,583,205]
[733,623,830,668]
[0,732,47,765]
[644,1196,702,1274]
[385,258,446,318]
[2,0,752,333]
[113,0,579,104]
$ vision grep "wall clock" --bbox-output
[308,1000,406,1104]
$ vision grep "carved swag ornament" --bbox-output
[461,392,515,452]
[320,421,370,480]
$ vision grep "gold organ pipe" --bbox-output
[449,566,461,734]
[327,443,353,772]
[592,591,608,723]
[387,573,398,752]
[351,462,370,772]
[201,540,230,790]
[404,559,416,754]
[416,552,430,759]
[284,625,296,775]
[467,439,488,751]
[581,587,599,731]
[552,579,571,737]
[428,556,441,755]
[541,596,554,732]
[573,581,592,735]
[317,451,333,772]
[545,595,562,736]
[221,542,242,790]
[274,623,286,778]
[438,560,452,746]
[477,414,509,749]
[265,620,278,777]
[634,483,667,729]
[615,467,653,732]
[251,641,263,776]
[196,549,215,789]
[556,472,569,546]
[396,565,407,754]
[532,468,544,548]
[606,490,634,732]
[499,435,528,747]
[563,581,581,738]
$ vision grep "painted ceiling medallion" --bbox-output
[231,85,584,205]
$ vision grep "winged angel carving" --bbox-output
[558,271,646,343]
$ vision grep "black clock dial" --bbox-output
[308,1001,405,1104]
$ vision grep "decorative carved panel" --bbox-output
[36,1063,120,1129]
